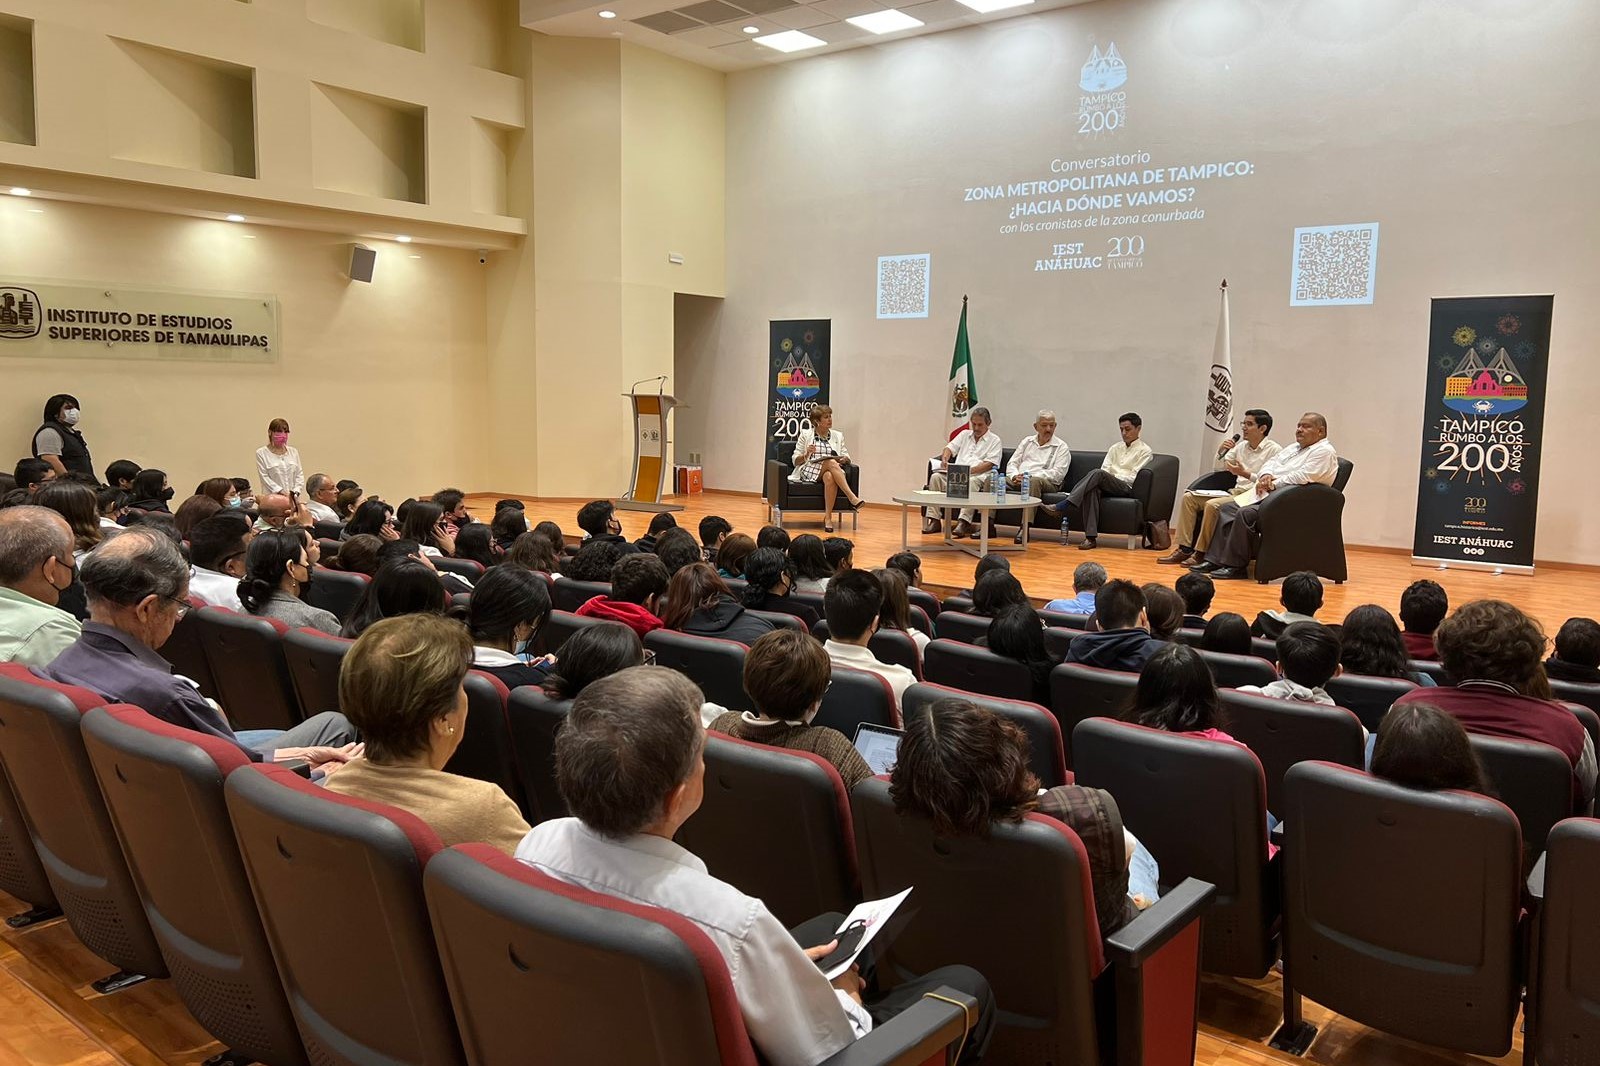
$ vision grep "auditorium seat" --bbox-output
[193,606,303,731]
[82,705,308,1066]
[312,519,345,540]
[450,591,472,611]
[786,588,827,620]
[1323,673,1416,731]
[0,759,59,928]
[764,457,860,530]
[1172,628,1203,647]
[1250,637,1278,662]
[549,578,610,614]
[1409,659,1450,684]
[903,682,1068,788]
[534,609,606,655]
[225,763,466,1066]
[1529,818,1600,1066]
[922,639,1035,702]
[747,607,807,634]
[425,844,979,1066]
[1218,689,1365,816]
[1561,700,1600,755]
[814,665,899,732]
[316,537,342,562]
[645,629,750,710]
[0,666,166,991]
[1195,648,1278,689]
[442,672,528,819]
[1469,733,1573,871]
[1043,626,1075,662]
[940,595,974,614]
[506,687,571,822]
[1040,609,1089,630]
[813,621,922,677]
[1551,677,1600,720]
[675,734,859,926]
[280,629,350,727]
[1073,718,1279,978]
[1271,761,1522,1057]
[158,600,221,699]
[306,567,368,623]
[906,586,941,621]
[1048,662,1137,768]
[435,557,485,582]
[932,610,990,644]
[851,776,1215,1065]
[1252,458,1355,584]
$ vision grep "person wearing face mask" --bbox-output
[237,528,340,635]
[255,417,306,498]
[464,566,555,688]
[128,468,176,513]
[574,499,639,554]
[0,506,83,666]
[187,513,254,611]
[31,394,96,482]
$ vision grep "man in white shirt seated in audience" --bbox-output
[1159,408,1282,567]
[924,406,1003,539]
[1002,409,1072,543]
[515,666,995,1066]
[186,512,253,611]
[1194,412,1339,579]
[0,506,83,667]
[821,569,917,712]
[304,473,341,525]
[254,492,313,533]
[1041,412,1153,550]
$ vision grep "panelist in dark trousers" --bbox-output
[32,394,96,482]
[1041,413,1152,550]
[1159,408,1281,567]
[1192,412,1338,580]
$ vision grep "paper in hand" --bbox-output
[819,887,912,980]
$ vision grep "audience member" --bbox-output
[96,487,129,532]
[106,460,141,493]
[822,568,916,710]
[229,477,257,512]
[1399,579,1448,660]
[660,563,775,645]
[1064,580,1163,672]
[326,614,531,852]
[344,498,398,540]
[1200,612,1252,656]
[710,629,873,790]
[334,486,364,521]
[466,566,554,688]
[454,524,500,569]
[173,494,223,539]
[30,394,94,481]
[715,532,756,578]
[334,533,382,576]
[13,458,55,495]
[1044,561,1107,615]
[0,506,82,666]
[981,603,1053,704]
[128,468,173,513]
[699,515,732,563]
[1547,617,1600,685]
[1369,702,1492,795]
[740,547,820,629]
[563,539,626,582]
[505,531,561,577]
[575,500,637,553]
[431,488,473,538]
[633,512,677,554]
[823,536,854,575]
[305,473,342,524]
[1395,599,1595,804]
[959,553,1009,598]
[255,492,312,532]
[39,530,357,769]
[342,558,448,639]
[873,567,929,652]
[35,479,103,558]
[516,666,996,1066]
[187,513,252,610]
[1127,642,1236,742]
[195,477,239,507]
[255,417,305,496]
[1140,584,1185,642]
[756,524,791,553]
[788,534,835,593]
[238,529,341,635]
[1239,622,1341,704]
[891,698,1147,934]
[399,500,455,557]
[884,551,923,588]
[534,519,570,556]
[654,527,704,577]
[1175,571,1214,629]
[972,569,1030,618]
[1251,570,1322,639]
[1339,604,1436,686]
[128,511,183,547]
[491,505,528,552]
[541,622,643,701]
[576,553,668,637]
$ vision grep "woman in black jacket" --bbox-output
[661,563,775,646]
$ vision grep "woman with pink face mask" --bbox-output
[255,417,306,498]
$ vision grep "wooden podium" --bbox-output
[616,385,685,513]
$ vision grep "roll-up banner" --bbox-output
[766,320,832,466]
[1412,295,1553,573]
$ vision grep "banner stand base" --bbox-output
[616,500,685,514]
[1410,556,1533,576]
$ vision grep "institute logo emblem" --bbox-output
[1443,347,1529,415]
[0,286,41,339]
[775,352,820,400]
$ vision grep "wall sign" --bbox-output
[0,280,280,363]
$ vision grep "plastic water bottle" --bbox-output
[1020,472,1031,503]
[1061,515,1071,546]
[995,471,1007,504]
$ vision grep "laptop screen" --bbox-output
[853,723,904,776]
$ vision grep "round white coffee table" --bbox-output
[891,491,1043,558]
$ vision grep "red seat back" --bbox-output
[1048,663,1138,767]
[814,664,899,732]
[1533,818,1600,1065]
[282,627,352,721]
[1218,688,1366,815]
[305,568,368,624]
[440,671,527,819]
[0,755,55,914]
[159,604,222,699]
[932,610,990,645]
[645,629,750,711]
[193,606,302,731]
[904,682,1067,788]
[505,687,572,822]
[922,639,1034,702]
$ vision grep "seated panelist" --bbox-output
[1159,408,1281,567]
[1042,412,1152,550]
[1002,409,1072,543]
[790,404,862,533]
[924,405,1002,539]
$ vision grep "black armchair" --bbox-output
[764,457,860,530]
[1253,458,1354,583]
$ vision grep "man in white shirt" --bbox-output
[254,493,313,533]
[1196,412,1340,579]
[1003,409,1073,543]
[1042,412,1153,549]
[186,513,253,611]
[516,666,994,1066]
[1160,408,1283,567]
[0,506,83,667]
[822,570,917,712]
[305,473,341,525]
[925,406,1004,538]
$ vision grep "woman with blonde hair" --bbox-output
[789,404,862,533]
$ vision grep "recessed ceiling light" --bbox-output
[846,8,923,33]
[28,208,43,213]
[598,9,617,16]
[396,235,413,243]
[754,29,826,52]
[8,187,30,196]
[954,0,1032,11]
[226,213,245,222]
[409,254,422,259]
[743,24,760,32]
[242,235,257,239]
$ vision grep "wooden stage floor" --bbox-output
[478,489,1599,637]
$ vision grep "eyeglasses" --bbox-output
[643,650,657,667]
[162,595,191,619]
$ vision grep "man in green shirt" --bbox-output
[0,505,83,667]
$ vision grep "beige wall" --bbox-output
[700,0,1600,562]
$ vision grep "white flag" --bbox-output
[1203,281,1235,469]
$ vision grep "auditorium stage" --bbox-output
[471,490,1597,636]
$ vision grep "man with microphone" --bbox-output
[1157,409,1280,567]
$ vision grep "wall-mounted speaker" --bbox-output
[349,244,376,283]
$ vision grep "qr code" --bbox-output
[877,254,931,319]
[1290,223,1380,306]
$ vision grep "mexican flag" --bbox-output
[948,296,977,440]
